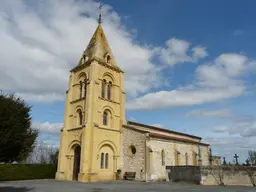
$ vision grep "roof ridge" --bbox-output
[127,120,202,140]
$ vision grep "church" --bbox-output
[55,17,211,182]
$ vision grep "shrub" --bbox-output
[0,164,57,181]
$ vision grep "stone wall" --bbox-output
[146,139,209,181]
[146,139,174,181]
[199,146,210,166]
[166,166,256,187]
[166,166,202,184]
[121,126,210,182]
[122,127,147,180]
[201,166,256,186]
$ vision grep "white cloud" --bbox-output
[1,0,254,112]
[155,38,207,66]
[127,86,244,110]
[212,126,229,133]
[187,108,256,137]
[32,121,63,133]
[228,121,256,138]
[211,113,256,137]
[192,46,208,60]
[186,109,232,119]
[241,125,256,137]
[0,0,161,102]
[215,54,248,76]
[127,53,255,110]
[17,93,65,103]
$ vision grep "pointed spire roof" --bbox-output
[82,24,118,66]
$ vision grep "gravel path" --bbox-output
[0,180,255,192]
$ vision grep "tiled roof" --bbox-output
[127,121,202,140]
[150,132,209,146]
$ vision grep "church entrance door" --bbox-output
[73,145,81,181]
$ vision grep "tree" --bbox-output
[50,149,59,165]
[248,150,256,165]
[0,92,38,163]
[26,141,58,164]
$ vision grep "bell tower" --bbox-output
[56,19,126,182]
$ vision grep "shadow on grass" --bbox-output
[0,186,32,192]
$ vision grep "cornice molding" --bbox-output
[67,125,85,131]
[98,126,121,133]
[70,97,86,104]
[70,57,124,73]
[70,60,91,73]
[98,96,120,105]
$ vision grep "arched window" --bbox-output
[103,110,108,125]
[83,55,87,63]
[185,153,188,165]
[175,150,180,166]
[161,150,165,166]
[100,153,104,169]
[101,79,106,98]
[84,79,87,98]
[193,152,197,166]
[105,153,109,169]
[107,81,112,100]
[107,55,111,63]
[78,110,83,126]
[79,81,83,98]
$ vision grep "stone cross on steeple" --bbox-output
[98,3,104,24]
[234,154,239,165]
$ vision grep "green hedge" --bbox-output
[0,164,57,181]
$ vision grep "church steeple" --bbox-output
[77,24,118,67]
[76,3,119,68]
[56,4,126,181]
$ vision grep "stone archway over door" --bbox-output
[73,145,81,181]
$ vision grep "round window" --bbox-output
[129,145,136,155]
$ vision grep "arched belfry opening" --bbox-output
[106,55,111,64]
[73,145,81,181]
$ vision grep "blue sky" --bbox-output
[1,0,256,164]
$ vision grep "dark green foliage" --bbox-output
[0,92,38,163]
[0,164,56,181]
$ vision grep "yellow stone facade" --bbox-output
[55,24,125,182]
[55,23,211,182]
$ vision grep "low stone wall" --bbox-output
[166,166,201,184]
[166,166,256,187]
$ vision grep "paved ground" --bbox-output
[0,180,255,192]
